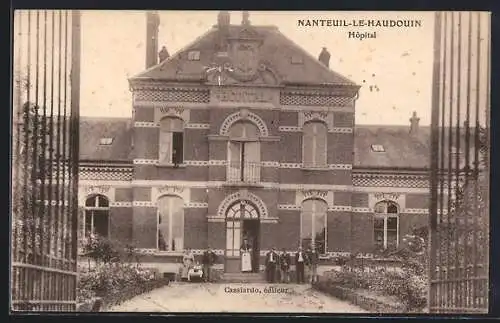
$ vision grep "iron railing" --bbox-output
[226,161,261,184]
[429,11,490,314]
[11,10,81,312]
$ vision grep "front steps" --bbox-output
[220,272,267,283]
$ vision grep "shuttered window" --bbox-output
[159,117,184,165]
[157,195,184,252]
[302,121,327,168]
[301,199,328,254]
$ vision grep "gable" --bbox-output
[130,25,357,88]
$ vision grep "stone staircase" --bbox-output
[219,272,267,283]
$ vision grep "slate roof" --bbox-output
[79,117,437,169]
[79,117,132,162]
[353,125,431,169]
[130,25,356,87]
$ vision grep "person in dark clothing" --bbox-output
[279,249,291,283]
[202,246,217,282]
[265,248,279,283]
[307,247,319,283]
[295,246,308,284]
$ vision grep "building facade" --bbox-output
[78,12,430,274]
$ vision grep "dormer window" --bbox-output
[187,50,201,61]
[371,144,385,152]
[216,51,228,57]
[99,138,114,145]
[291,55,303,64]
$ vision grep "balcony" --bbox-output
[226,161,261,185]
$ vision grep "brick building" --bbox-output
[78,12,430,274]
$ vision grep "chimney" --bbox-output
[242,11,250,25]
[217,11,230,28]
[318,47,331,67]
[145,11,160,69]
[409,111,420,136]
[158,46,169,63]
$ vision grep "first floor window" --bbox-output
[84,194,110,238]
[159,117,184,165]
[302,121,327,168]
[301,199,327,254]
[157,195,184,251]
[374,201,399,249]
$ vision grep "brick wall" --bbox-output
[333,112,354,127]
[405,193,429,209]
[207,222,225,249]
[352,193,369,208]
[135,107,154,122]
[328,133,354,164]
[132,206,157,248]
[184,129,209,160]
[134,127,158,159]
[327,211,351,251]
[115,188,132,202]
[351,213,374,253]
[110,207,133,243]
[184,208,207,249]
[277,211,300,249]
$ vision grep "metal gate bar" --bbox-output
[11,10,81,312]
[429,11,490,314]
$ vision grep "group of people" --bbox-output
[180,247,218,282]
[265,246,319,284]
[180,244,319,284]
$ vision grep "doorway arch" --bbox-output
[225,200,261,273]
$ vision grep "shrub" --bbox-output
[77,262,157,304]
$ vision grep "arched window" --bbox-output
[157,195,184,251]
[84,194,110,238]
[301,199,328,254]
[227,121,261,183]
[302,121,327,168]
[374,201,399,249]
[159,117,184,165]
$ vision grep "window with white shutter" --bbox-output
[300,199,328,254]
[302,121,327,168]
[159,117,184,165]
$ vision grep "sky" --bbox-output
[77,11,439,125]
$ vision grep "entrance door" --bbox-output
[242,219,260,273]
[224,200,260,273]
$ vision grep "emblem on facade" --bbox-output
[229,43,260,81]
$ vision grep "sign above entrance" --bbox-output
[211,87,279,107]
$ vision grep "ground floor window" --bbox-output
[301,199,327,254]
[157,195,184,251]
[374,201,399,250]
[84,194,109,238]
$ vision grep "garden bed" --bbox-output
[313,281,407,313]
[77,264,170,312]
[313,267,427,314]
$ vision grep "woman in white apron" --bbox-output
[181,249,195,280]
[240,238,253,272]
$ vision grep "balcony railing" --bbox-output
[226,161,261,184]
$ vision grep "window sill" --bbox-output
[222,181,265,188]
[301,166,330,171]
[156,163,187,169]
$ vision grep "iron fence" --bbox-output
[429,11,490,314]
[11,10,81,312]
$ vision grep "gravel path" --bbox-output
[108,282,368,313]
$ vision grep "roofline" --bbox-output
[129,28,218,82]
